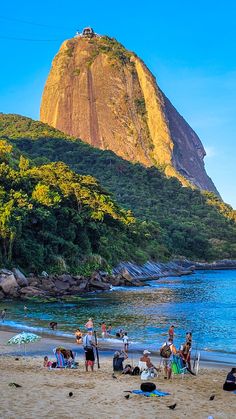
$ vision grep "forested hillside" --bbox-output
[0,113,236,272]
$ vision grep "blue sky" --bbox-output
[0,0,235,208]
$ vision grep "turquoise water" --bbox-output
[1,269,236,358]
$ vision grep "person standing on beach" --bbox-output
[123,332,129,352]
[83,331,96,371]
[160,338,177,379]
[24,305,28,317]
[85,318,94,332]
[180,341,192,371]
[168,325,175,341]
[75,328,83,344]
[1,309,7,322]
[186,331,192,346]
[101,322,107,339]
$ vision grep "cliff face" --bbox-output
[40,35,219,194]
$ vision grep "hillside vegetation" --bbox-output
[0,113,236,273]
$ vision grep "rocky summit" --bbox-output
[40,31,218,195]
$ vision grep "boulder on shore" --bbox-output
[20,286,46,297]
[12,268,28,287]
[0,272,19,295]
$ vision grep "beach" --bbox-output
[0,330,235,419]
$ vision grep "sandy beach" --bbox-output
[0,329,235,419]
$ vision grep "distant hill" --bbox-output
[1,113,235,271]
[40,34,219,195]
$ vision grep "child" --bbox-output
[43,356,52,368]
[123,332,129,352]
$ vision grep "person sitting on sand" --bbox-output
[223,367,236,391]
[139,350,158,373]
[83,331,96,371]
[113,350,128,372]
[85,318,93,332]
[75,328,83,344]
[43,356,52,368]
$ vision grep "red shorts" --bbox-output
[85,360,94,366]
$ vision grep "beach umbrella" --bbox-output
[7,332,41,355]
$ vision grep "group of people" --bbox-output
[159,326,194,379]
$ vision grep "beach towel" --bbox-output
[172,355,187,375]
[55,351,67,368]
[132,389,170,397]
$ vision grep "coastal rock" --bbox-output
[120,269,133,283]
[0,269,13,276]
[54,279,70,291]
[20,286,46,297]
[89,279,111,290]
[40,278,56,291]
[0,273,19,295]
[0,290,5,299]
[28,277,41,287]
[75,280,89,291]
[12,268,28,287]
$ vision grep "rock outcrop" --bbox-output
[40,34,219,195]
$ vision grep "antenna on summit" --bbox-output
[75,27,99,38]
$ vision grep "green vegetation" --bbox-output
[0,119,166,273]
[134,97,147,118]
[87,36,133,66]
[0,113,236,274]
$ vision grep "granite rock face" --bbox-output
[40,35,219,195]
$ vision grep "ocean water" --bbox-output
[1,270,236,360]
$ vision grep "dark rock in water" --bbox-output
[12,268,28,287]
[0,290,5,299]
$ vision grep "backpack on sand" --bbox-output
[160,343,172,358]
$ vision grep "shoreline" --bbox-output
[1,325,235,369]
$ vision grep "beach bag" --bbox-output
[160,343,171,358]
[113,356,124,371]
[141,368,157,380]
[140,382,156,392]
[132,366,140,376]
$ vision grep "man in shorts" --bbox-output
[160,338,177,379]
[83,331,96,371]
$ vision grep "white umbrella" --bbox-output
[7,332,41,355]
